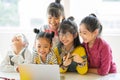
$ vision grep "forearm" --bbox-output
[0,65,17,72]
[88,68,98,74]
[60,66,68,73]
[76,62,88,75]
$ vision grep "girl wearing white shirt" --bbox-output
[0,33,32,72]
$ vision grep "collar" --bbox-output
[45,29,58,36]
[12,48,26,55]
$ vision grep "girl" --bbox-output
[54,17,88,74]
[33,0,65,59]
[40,0,65,48]
[33,29,57,64]
[79,13,117,76]
[32,0,65,63]
[0,33,32,72]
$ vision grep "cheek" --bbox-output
[59,37,62,41]
[46,48,50,53]
[56,19,60,23]
[48,19,50,24]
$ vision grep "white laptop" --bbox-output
[19,64,60,80]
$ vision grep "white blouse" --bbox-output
[0,48,32,72]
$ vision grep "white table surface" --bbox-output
[61,72,120,80]
[0,72,120,80]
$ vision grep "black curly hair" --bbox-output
[34,28,54,44]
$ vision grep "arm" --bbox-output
[88,68,98,74]
[73,46,88,75]
[0,52,17,72]
[48,51,58,64]
[97,45,113,76]
[24,49,32,63]
[53,47,68,73]
[53,47,61,65]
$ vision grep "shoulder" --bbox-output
[74,46,85,52]
[53,47,59,53]
[73,46,86,56]
[24,48,31,54]
[97,37,111,49]
[24,48,32,57]
[7,50,14,56]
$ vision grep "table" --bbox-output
[61,72,120,80]
[0,72,120,80]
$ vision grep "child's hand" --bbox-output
[63,53,72,67]
[72,54,84,63]
[16,66,19,72]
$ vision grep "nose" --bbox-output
[61,35,66,40]
[12,37,17,42]
[40,47,45,52]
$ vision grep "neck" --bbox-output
[41,55,46,63]
[14,47,23,55]
[64,42,74,51]
[88,37,96,48]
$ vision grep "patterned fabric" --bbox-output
[33,50,58,64]
[0,48,32,72]
[60,46,74,60]
[54,46,88,74]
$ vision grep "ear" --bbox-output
[50,43,53,48]
[22,42,26,47]
[74,33,78,39]
[60,16,65,22]
[93,29,99,36]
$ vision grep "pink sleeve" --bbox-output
[97,44,112,76]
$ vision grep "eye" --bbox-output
[48,16,52,19]
[83,32,87,35]
[44,46,48,48]
[55,17,59,20]
[38,45,41,48]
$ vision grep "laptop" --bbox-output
[19,64,60,80]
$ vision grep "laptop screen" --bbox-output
[19,64,60,80]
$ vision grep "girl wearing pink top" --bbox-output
[79,13,117,76]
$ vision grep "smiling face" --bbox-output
[35,38,51,57]
[59,31,74,46]
[48,15,62,31]
[79,23,96,44]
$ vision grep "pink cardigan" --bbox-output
[83,37,116,75]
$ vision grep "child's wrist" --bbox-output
[61,65,68,70]
[77,61,87,67]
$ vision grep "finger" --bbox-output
[63,56,66,61]
[66,53,70,60]
[72,53,77,56]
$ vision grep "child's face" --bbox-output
[35,38,51,57]
[59,31,74,46]
[79,24,96,43]
[48,15,62,31]
[11,35,24,49]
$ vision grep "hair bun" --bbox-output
[34,28,39,34]
[55,0,60,4]
[67,16,74,21]
[89,13,97,17]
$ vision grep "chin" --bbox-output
[83,41,88,43]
